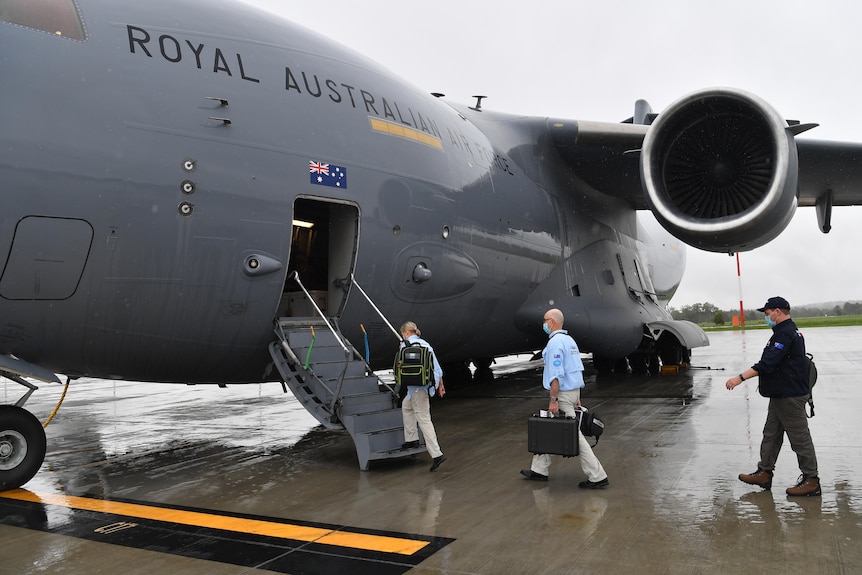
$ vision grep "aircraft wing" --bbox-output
[545,89,862,252]
[548,119,650,209]
[796,139,862,207]
[550,124,862,207]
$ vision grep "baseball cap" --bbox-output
[756,296,790,312]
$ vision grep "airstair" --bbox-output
[268,272,425,470]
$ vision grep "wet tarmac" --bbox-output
[2,326,861,574]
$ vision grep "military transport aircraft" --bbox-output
[2,0,862,489]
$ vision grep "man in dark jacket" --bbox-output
[725,296,820,496]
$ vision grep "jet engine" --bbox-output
[640,88,798,253]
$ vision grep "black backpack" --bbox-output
[393,342,434,400]
[579,407,605,446]
[805,352,818,418]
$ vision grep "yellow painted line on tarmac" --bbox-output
[1,489,428,555]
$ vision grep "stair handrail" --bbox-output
[288,271,350,355]
[289,271,357,415]
[347,273,402,343]
[346,273,404,398]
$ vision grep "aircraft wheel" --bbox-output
[471,358,494,382]
[0,406,47,491]
[472,358,493,370]
[648,353,661,374]
[627,351,650,375]
[442,361,472,385]
[659,345,682,367]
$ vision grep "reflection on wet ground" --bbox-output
[2,326,861,574]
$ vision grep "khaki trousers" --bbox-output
[402,387,443,458]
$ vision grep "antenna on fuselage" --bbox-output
[470,95,487,111]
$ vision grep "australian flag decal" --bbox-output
[309,161,347,189]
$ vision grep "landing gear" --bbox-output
[592,355,630,375]
[596,343,684,375]
[627,350,661,375]
[0,405,46,491]
[442,361,473,385]
[472,357,495,382]
[657,332,690,368]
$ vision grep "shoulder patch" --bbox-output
[773,342,785,350]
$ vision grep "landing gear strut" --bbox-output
[0,405,46,491]
[472,357,495,382]
[0,360,60,490]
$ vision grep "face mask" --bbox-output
[542,322,551,335]
[765,312,776,328]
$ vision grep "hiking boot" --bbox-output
[739,468,773,490]
[786,474,821,497]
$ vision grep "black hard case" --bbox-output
[527,414,580,456]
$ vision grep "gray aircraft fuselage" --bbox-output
[1,0,693,384]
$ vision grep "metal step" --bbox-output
[340,412,427,470]
[337,392,397,416]
[339,408,404,434]
[271,317,413,469]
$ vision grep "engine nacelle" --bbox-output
[640,88,798,253]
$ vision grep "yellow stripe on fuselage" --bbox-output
[1,489,428,555]
[369,117,443,150]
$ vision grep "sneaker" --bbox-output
[739,469,773,490]
[429,455,446,472]
[578,477,609,489]
[786,474,821,497]
[519,469,548,481]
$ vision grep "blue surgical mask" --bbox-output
[542,322,551,335]
[765,312,776,328]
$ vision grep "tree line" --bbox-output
[669,301,862,325]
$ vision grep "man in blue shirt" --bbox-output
[399,321,447,472]
[521,308,609,488]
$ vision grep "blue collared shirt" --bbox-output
[542,329,585,391]
[401,335,444,399]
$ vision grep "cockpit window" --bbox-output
[0,0,85,40]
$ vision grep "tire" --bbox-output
[0,405,47,491]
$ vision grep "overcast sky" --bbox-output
[245,0,862,310]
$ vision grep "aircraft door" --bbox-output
[616,251,657,305]
[281,197,359,318]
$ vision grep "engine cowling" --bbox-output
[640,88,798,253]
